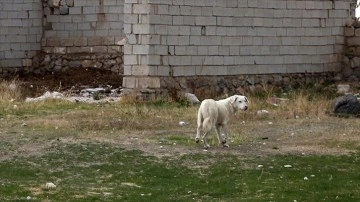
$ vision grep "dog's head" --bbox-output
[230,95,249,111]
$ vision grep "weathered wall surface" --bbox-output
[123,0,350,96]
[40,0,125,75]
[344,20,360,81]
[0,0,353,97]
[0,0,125,76]
[0,0,43,74]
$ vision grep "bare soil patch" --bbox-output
[13,68,123,97]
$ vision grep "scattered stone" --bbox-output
[178,121,188,126]
[336,84,350,94]
[25,91,64,102]
[284,165,292,168]
[184,93,200,104]
[332,94,360,116]
[257,109,269,116]
[45,182,56,189]
[267,97,289,106]
[303,177,309,181]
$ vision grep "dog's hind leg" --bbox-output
[201,117,212,149]
[195,111,202,143]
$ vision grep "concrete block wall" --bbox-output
[39,0,126,74]
[42,0,125,55]
[123,0,350,95]
[0,0,43,73]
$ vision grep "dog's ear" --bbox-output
[244,96,249,103]
[230,96,238,103]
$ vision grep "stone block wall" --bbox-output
[0,0,43,75]
[344,20,360,81]
[123,0,350,97]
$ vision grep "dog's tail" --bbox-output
[202,117,212,132]
[197,109,203,128]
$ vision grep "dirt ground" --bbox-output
[14,67,123,97]
[2,68,360,162]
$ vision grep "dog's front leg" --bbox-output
[221,125,229,147]
[215,125,223,145]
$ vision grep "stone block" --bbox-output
[133,24,151,34]
[124,55,138,65]
[66,0,74,7]
[195,16,216,26]
[60,5,69,15]
[60,38,73,46]
[133,4,152,14]
[48,0,60,8]
[191,56,205,65]
[345,27,355,37]
[73,37,88,46]
[22,59,32,67]
[347,37,360,46]
[355,29,360,37]
[133,45,150,54]
[67,47,80,53]
[157,65,170,76]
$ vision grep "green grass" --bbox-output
[1,142,360,201]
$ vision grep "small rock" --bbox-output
[336,84,350,94]
[303,177,309,181]
[333,94,360,115]
[179,121,188,126]
[284,165,292,168]
[184,93,200,104]
[45,182,56,189]
[257,165,264,168]
[257,109,269,116]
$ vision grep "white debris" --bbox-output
[184,93,200,104]
[337,84,350,94]
[45,182,56,189]
[179,121,188,126]
[303,177,309,180]
[257,109,269,116]
[121,182,141,188]
[257,165,264,168]
[25,89,122,103]
[284,165,292,168]
[268,122,273,125]
[25,91,64,102]
[26,196,31,200]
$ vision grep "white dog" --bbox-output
[195,95,249,149]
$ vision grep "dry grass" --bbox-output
[0,79,24,103]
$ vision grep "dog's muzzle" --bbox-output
[244,106,248,110]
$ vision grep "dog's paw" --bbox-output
[203,144,210,149]
[222,143,229,148]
